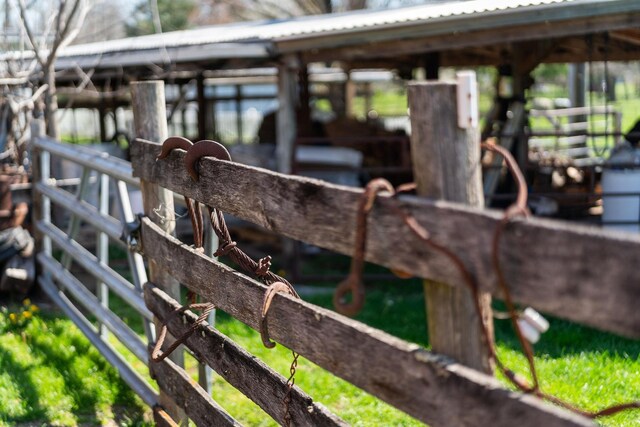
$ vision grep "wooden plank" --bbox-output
[144,284,348,427]
[139,217,593,427]
[149,351,242,427]
[409,79,492,374]
[131,138,640,338]
[153,407,179,427]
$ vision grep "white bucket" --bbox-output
[601,168,640,232]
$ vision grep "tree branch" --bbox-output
[17,0,44,66]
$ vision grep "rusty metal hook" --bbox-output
[260,281,296,348]
[333,178,395,316]
[184,140,232,181]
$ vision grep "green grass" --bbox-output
[1,272,639,426]
[178,275,640,427]
[0,301,150,426]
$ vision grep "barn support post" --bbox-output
[277,54,299,174]
[408,73,494,374]
[197,73,207,141]
[131,81,186,423]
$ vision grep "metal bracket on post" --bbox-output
[457,71,479,130]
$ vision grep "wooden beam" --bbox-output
[131,138,640,338]
[139,217,593,427]
[149,350,242,427]
[144,284,348,427]
[296,13,640,63]
[408,79,492,374]
[153,407,178,427]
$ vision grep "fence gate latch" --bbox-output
[121,214,144,254]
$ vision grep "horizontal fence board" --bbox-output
[36,182,126,248]
[140,218,593,427]
[38,253,148,363]
[39,274,158,407]
[144,284,348,427]
[153,407,179,427]
[131,138,640,338]
[36,220,152,321]
[35,137,139,186]
[149,348,242,427]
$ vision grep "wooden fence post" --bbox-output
[130,81,185,421]
[30,114,46,259]
[408,73,494,374]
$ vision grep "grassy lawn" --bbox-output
[0,300,150,426]
[1,268,638,426]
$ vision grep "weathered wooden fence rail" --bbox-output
[138,217,591,427]
[131,138,640,339]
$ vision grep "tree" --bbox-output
[125,0,196,37]
[17,0,91,139]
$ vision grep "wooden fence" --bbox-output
[124,79,640,426]
[32,78,640,426]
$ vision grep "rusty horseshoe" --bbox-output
[260,281,297,348]
[156,136,193,160]
[184,140,232,181]
[157,136,206,248]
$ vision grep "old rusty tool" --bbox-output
[184,139,231,181]
[333,178,395,316]
[157,136,205,249]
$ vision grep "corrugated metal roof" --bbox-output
[4,0,638,68]
[56,0,614,58]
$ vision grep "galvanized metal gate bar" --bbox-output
[32,136,158,411]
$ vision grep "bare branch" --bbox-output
[47,0,89,66]
[17,0,44,66]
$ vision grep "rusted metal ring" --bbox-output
[184,140,232,181]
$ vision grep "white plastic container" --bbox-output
[602,168,640,232]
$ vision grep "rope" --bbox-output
[206,206,299,298]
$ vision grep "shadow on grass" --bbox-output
[0,312,148,426]
[0,344,50,424]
